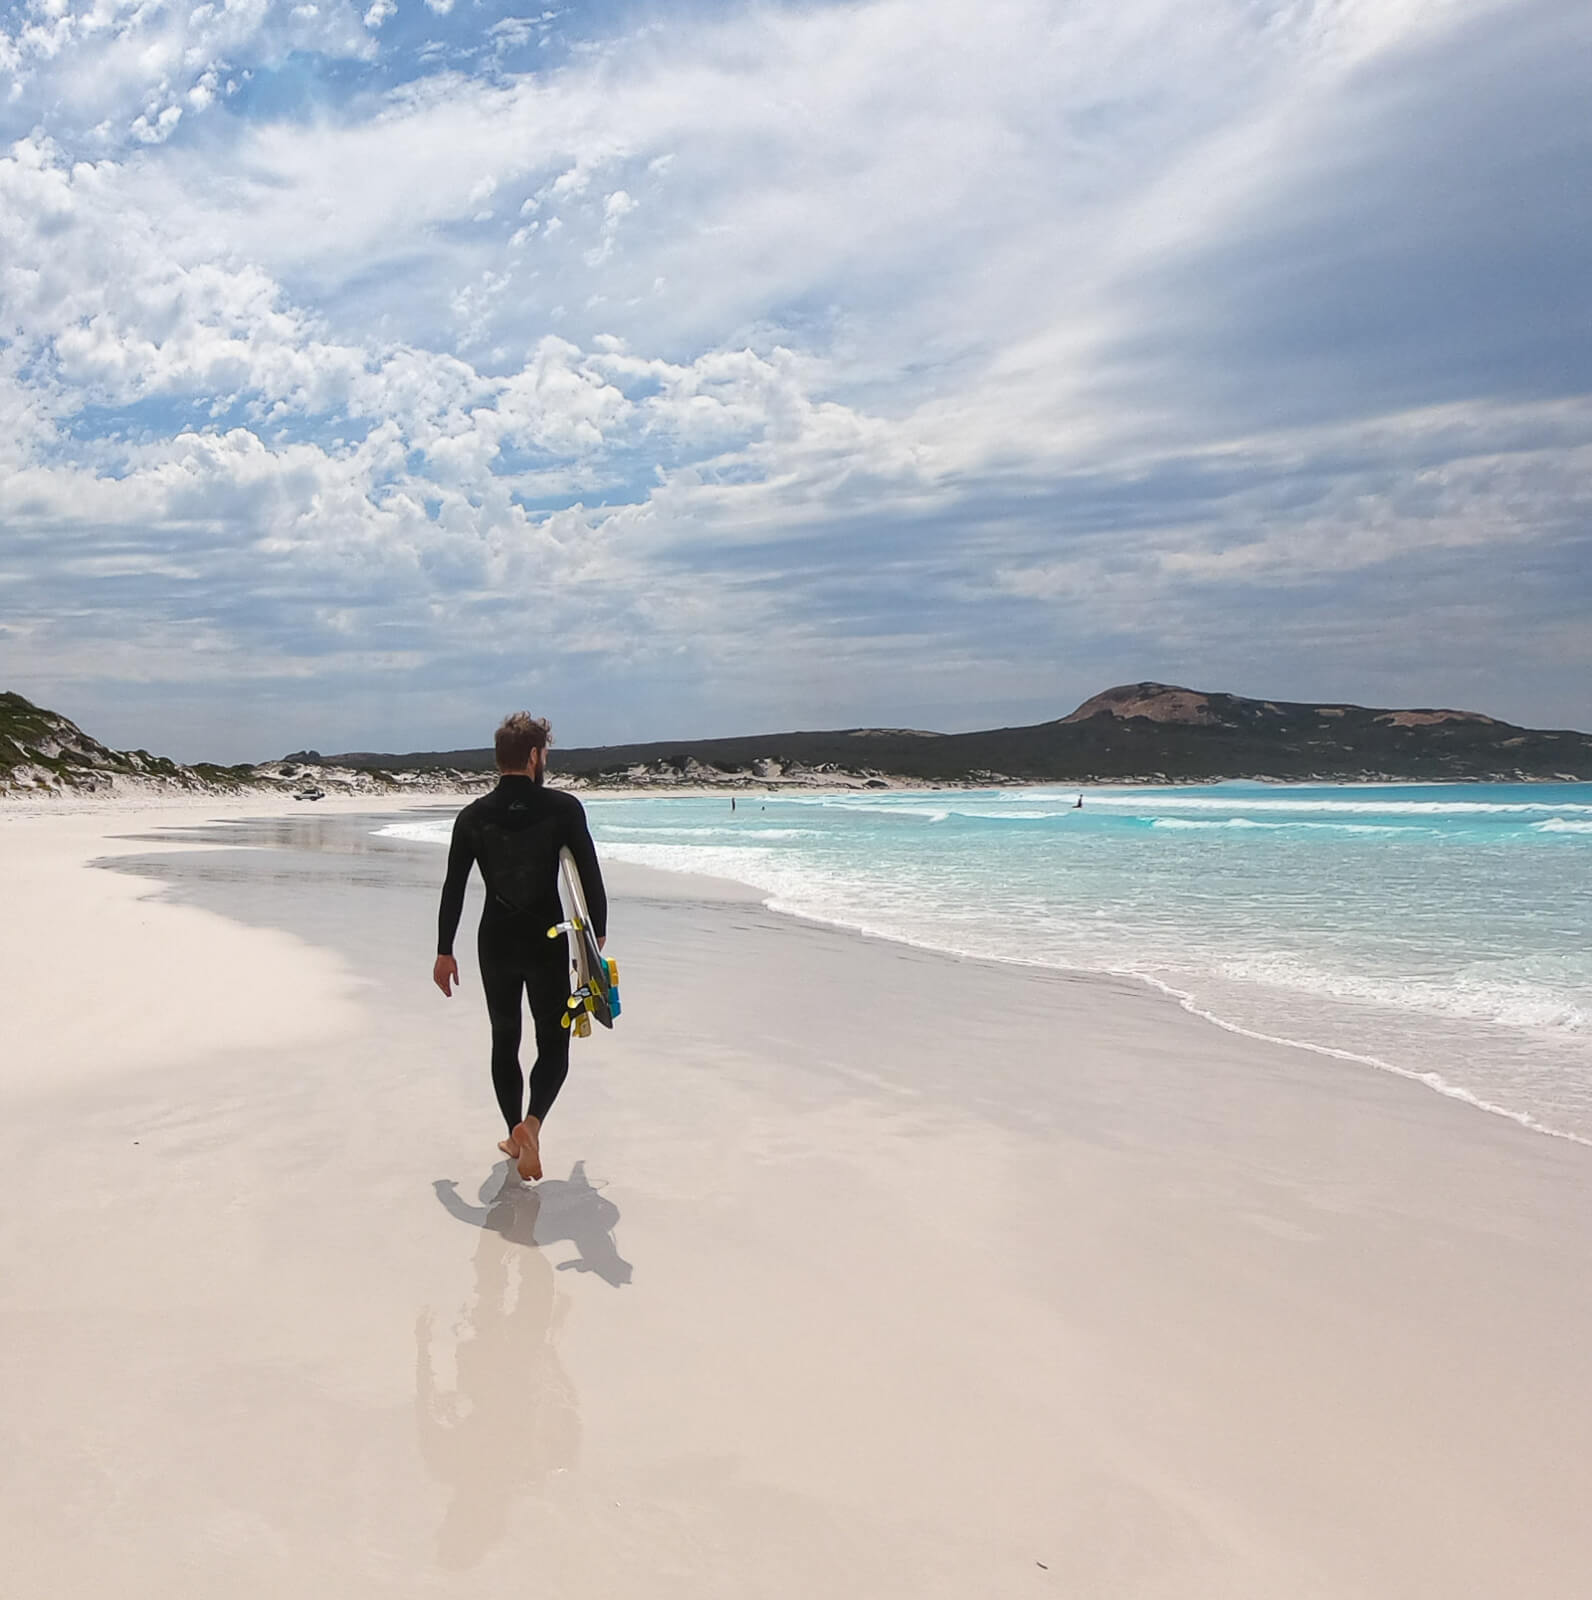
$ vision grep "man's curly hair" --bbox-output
[494,712,552,772]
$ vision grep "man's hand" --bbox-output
[433,954,459,996]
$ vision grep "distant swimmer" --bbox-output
[433,713,608,1182]
[1075,795,1083,809]
[731,796,736,812]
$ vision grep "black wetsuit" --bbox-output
[437,775,608,1132]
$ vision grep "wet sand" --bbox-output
[2,797,1591,1598]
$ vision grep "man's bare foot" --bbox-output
[512,1119,542,1181]
[497,1136,519,1159]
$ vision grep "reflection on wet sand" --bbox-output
[417,1165,630,1568]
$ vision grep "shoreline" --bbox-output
[16,787,1579,1164]
[54,787,1592,1161]
[21,785,1587,1151]
[579,805,1592,1152]
[747,888,1592,1154]
[29,787,1591,1169]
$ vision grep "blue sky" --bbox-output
[1,0,1589,761]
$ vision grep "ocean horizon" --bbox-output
[381,778,1592,1147]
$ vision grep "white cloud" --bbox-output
[0,0,376,150]
[129,104,183,144]
[584,186,636,265]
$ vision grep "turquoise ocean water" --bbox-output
[382,782,1592,1143]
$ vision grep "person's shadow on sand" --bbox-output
[431,1161,633,1288]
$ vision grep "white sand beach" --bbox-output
[3,795,1591,1599]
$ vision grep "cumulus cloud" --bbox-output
[0,0,375,151]
[1,0,1589,757]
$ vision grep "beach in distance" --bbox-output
[2,787,1591,1598]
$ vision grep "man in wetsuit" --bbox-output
[432,712,607,1182]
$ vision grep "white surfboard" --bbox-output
[552,846,617,1031]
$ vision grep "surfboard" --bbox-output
[548,846,619,1034]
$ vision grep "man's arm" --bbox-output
[568,801,608,943]
[433,809,475,994]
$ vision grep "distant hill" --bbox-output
[0,693,477,798]
[314,682,1592,785]
[0,691,261,795]
[7,683,1588,798]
